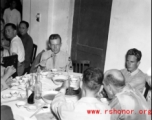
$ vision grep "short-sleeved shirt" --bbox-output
[10,35,25,62]
[40,50,68,70]
[3,8,21,26]
[121,69,150,93]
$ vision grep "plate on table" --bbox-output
[42,91,59,103]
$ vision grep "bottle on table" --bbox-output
[26,74,35,104]
[34,73,42,100]
[67,57,73,73]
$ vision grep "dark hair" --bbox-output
[104,73,125,87]
[126,48,142,62]
[1,18,5,24]
[19,21,29,28]
[4,23,17,30]
[49,34,62,43]
[83,67,103,91]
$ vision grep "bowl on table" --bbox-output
[52,75,68,85]
[42,91,59,103]
[2,94,12,99]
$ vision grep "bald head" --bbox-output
[104,69,125,87]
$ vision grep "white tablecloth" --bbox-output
[1,72,82,120]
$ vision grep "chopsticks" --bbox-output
[30,103,48,118]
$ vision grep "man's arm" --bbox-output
[51,79,74,119]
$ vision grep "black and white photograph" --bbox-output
[1,0,151,120]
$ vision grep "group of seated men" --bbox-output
[1,8,151,120]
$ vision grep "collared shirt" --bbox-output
[109,85,151,120]
[10,35,25,62]
[20,33,33,68]
[40,50,68,70]
[3,8,21,26]
[51,93,111,120]
[121,69,150,93]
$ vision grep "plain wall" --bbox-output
[22,0,75,56]
[104,0,151,73]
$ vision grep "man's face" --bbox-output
[19,23,28,36]
[126,55,140,73]
[49,38,61,54]
[5,26,16,40]
[10,1,17,9]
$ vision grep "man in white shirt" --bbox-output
[51,67,111,120]
[39,34,68,71]
[5,23,25,76]
[3,0,21,27]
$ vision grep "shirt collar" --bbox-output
[79,97,101,103]
[130,69,139,76]
[11,35,18,42]
[126,68,139,76]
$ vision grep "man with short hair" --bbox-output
[19,21,33,73]
[40,34,68,71]
[121,48,151,93]
[3,0,21,26]
[51,67,111,120]
[5,23,25,76]
[103,69,150,120]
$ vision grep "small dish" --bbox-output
[26,105,37,112]
[52,69,57,72]
[2,94,12,99]
[16,101,26,107]
[10,91,19,97]
[11,82,19,86]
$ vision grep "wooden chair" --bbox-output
[142,82,151,99]
[31,44,37,65]
[72,60,90,73]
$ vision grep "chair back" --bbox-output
[31,44,37,65]
[72,60,90,73]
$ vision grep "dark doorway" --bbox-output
[71,0,113,71]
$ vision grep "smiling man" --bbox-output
[40,34,68,71]
[121,48,151,93]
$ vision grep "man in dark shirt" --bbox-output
[19,21,33,73]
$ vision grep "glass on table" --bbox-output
[69,76,81,90]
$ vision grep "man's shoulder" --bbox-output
[4,8,10,12]
[120,69,127,74]
[26,34,33,43]
[41,50,52,58]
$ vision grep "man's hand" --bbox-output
[5,66,16,78]
[61,78,70,90]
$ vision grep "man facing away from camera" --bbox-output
[103,69,151,120]
[51,67,111,120]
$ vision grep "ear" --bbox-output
[137,61,140,67]
[108,84,114,95]
[14,30,17,35]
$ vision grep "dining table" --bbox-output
[1,71,82,120]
